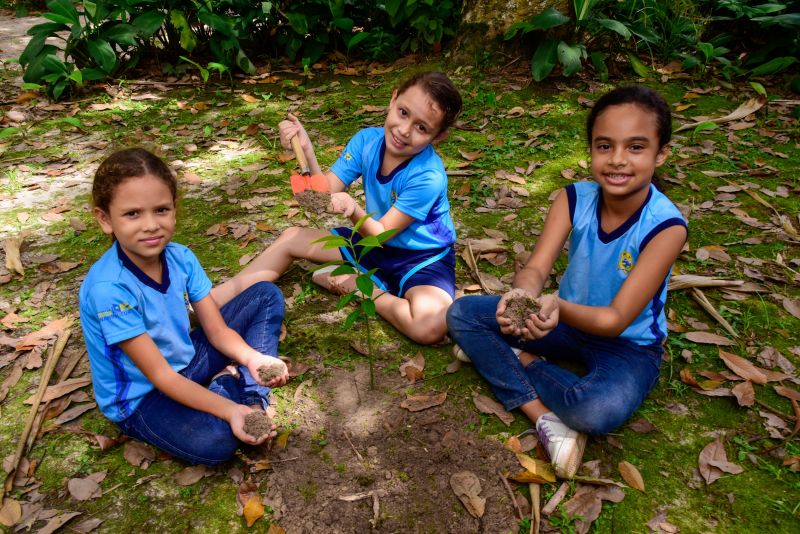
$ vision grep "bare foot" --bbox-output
[311,265,358,295]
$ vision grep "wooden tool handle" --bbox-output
[290,135,310,175]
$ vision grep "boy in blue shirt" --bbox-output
[215,71,462,344]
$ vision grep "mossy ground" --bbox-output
[0,47,799,533]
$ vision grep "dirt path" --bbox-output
[0,13,48,69]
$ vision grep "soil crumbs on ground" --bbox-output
[267,366,521,533]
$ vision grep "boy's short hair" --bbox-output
[396,71,462,133]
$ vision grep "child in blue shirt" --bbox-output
[447,86,688,479]
[79,148,288,465]
[214,71,462,344]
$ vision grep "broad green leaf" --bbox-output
[557,41,584,77]
[595,18,631,39]
[84,0,97,19]
[19,33,47,66]
[357,236,382,249]
[573,0,597,22]
[26,21,68,37]
[261,2,273,14]
[169,11,197,51]
[531,38,559,81]
[198,10,235,38]
[361,298,376,317]
[87,38,116,73]
[352,213,374,233]
[337,292,357,310]
[133,11,166,37]
[47,0,80,25]
[356,275,373,297]
[80,68,106,81]
[311,235,348,249]
[102,24,138,46]
[52,78,68,100]
[332,17,354,31]
[343,309,362,329]
[21,83,43,91]
[67,69,82,84]
[503,21,534,40]
[750,56,796,76]
[236,50,256,75]
[285,12,309,34]
[627,53,651,77]
[347,31,370,50]
[42,12,76,25]
[590,51,608,81]
[376,229,397,243]
[529,7,570,30]
[332,264,356,276]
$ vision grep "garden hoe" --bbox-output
[289,135,329,195]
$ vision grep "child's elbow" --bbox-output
[597,311,628,337]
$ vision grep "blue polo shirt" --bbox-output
[79,242,212,422]
[330,127,455,250]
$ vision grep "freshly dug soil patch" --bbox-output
[502,295,541,331]
[243,411,273,438]
[258,359,288,383]
[265,365,523,533]
[295,190,330,214]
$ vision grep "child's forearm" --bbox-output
[152,367,238,422]
[558,299,627,337]
[206,327,264,367]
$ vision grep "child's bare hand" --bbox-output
[246,353,289,388]
[496,288,537,336]
[279,113,310,150]
[329,192,356,217]
[229,405,275,445]
[522,293,559,339]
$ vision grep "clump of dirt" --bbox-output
[243,411,273,438]
[258,359,288,383]
[295,190,330,214]
[502,295,541,330]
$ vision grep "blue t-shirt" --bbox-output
[330,127,455,250]
[79,242,212,422]
[559,182,687,346]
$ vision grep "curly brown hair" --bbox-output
[93,148,177,212]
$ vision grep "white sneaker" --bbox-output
[452,345,522,364]
[535,412,587,479]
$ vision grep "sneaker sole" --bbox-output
[554,432,588,479]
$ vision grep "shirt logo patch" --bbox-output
[98,302,133,320]
[343,152,352,161]
[618,251,634,274]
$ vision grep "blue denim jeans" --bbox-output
[117,282,285,465]
[446,295,662,435]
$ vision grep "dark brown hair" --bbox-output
[586,85,672,148]
[93,148,177,212]
[396,71,463,133]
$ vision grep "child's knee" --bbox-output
[411,320,448,345]
[249,281,285,310]
[562,397,635,436]
[187,428,239,465]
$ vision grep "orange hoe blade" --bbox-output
[289,136,329,195]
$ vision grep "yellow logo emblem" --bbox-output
[618,251,634,273]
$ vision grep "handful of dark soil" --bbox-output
[502,295,541,331]
[295,190,331,214]
[257,359,288,383]
[243,411,273,439]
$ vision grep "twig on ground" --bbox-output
[529,483,540,534]
[466,240,493,295]
[3,329,70,501]
[690,287,738,338]
[498,471,524,521]
[268,456,300,464]
[668,274,744,291]
[541,481,569,516]
[755,399,796,422]
[343,431,364,461]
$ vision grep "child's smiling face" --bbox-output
[383,84,446,163]
[590,102,669,203]
[94,173,176,271]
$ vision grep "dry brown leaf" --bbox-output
[563,484,625,534]
[618,461,645,492]
[450,471,485,518]
[675,96,766,132]
[515,452,556,483]
[505,436,523,453]
[399,353,425,383]
[72,518,103,533]
[15,316,74,351]
[236,478,259,509]
[51,402,96,426]
[400,391,447,412]
[459,150,483,161]
[731,380,755,407]
[267,525,286,534]
[685,331,735,346]
[37,512,82,534]
[68,475,103,501]
[719,350,767,384]
[774,386,800,402]
[472,393,514,426]
[175,465,208,486]
[782,298,800,320]
[698,436,743,485]
[446,359,462,373]
[123,441,155,469]
[0,361,23,403]
[243,495,264,527]
[0,498,22,527]
[628,418,656,433]
[4,235,25,277]
[241,94,259,103]
[24,376,91,404]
